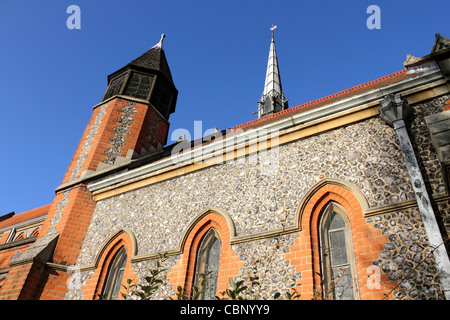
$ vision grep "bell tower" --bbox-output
[0,35,178,300]
[102,34,177,120]
[59,34,178,184]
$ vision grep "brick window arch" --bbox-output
[30,228,40,237]
[287,179,395,299]
[288,180,373,299]
[82,230,136,300]
[14,232,25,241]
[167,210,243,299]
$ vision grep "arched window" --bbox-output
[193,228,221,300]
[14,232,25,241]
[102,246,127,300]
[30,228,40,237]
[319,203,359,300]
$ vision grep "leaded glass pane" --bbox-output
[124,73,153,100]
[320,204,358,300]
[329,229,348,267]
[103,73,126,101]
[110,264,125,299]
[204,236,221,300]
[150,80,172,116]
[329,212,345,229]
[194,229,221,300]
[331,266,354,300]
[103,246,127,300]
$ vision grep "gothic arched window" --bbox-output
[319,203,359,300]
[102,246,127,300]
[193,228,221,300]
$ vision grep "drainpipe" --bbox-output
[379,93,450,300]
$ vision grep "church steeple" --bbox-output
[257,26,288,118]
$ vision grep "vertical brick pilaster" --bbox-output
[0,261,46,300]
[51,185,97,265]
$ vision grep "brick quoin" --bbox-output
[119,101,169,156]
[61,98,169,185]
[50,185,97,265]
[4,184,98,300]
[0,261,46,300]
[285,182,396,300]
[60,104,107,184]
[166,212,244,298]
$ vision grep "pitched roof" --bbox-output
[129,34,175,85]
[233,69,416,131]
[161,68,421,156]
[0,204,50,230]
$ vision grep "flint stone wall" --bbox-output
[77,116,413,263]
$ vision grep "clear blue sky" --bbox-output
[0,0,449,215]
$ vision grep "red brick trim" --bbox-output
[82,230,136,300]
[232,70,408,130]
[443,99,450,111]
[167,211,243,298]
[286,180,392,299]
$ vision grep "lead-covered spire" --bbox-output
[257,26,288,118]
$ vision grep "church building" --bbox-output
[0,31,450,300]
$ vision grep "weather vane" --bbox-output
[270,25,277,40]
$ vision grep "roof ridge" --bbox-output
[0,203,51,230]
[233,69,408,130]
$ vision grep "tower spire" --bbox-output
[257,26,288,118]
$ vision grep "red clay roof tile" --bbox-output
[232,69,413,131]
[0,204,51,230]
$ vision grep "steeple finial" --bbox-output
[270,25,277,41]
[153,34,166,49]
[256,26,288,118]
